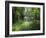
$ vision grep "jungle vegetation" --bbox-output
[12,7,40,31]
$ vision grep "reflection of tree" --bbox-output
[12,7,40,31]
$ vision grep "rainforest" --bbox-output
[12,7,40,31]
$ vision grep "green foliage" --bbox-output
[12,7,40,31]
